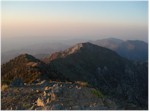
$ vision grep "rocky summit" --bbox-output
[2,80,139,110]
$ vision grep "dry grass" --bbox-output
[75,81,89,87]
[1,84,9,91]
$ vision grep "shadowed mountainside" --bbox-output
[43,42,148,109]
[91,38,148,61]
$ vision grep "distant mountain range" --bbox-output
[91,38,148,61]
[2,38,148,64]
[2,42,148,109]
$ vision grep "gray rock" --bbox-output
[39,81,50,87]
[88,105,108,110]
[71,105,81,110]
[51,104,63,110]
[29,105,36,110]
[52,85,63,97]
[51,93,56,101]
[44,106,51,110]
[103,99,116,109]
[35,106,44,110]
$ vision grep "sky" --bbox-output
[1,1,148,52]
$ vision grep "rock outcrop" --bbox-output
[1,81,119,110]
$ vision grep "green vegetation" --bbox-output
[91,89,105,98]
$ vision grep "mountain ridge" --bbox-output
[1,42,148,109]
[91,38,148,61]
[43,42,122,63]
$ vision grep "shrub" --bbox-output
[2,80,11,85]
[22,103,31,109]
[91,89,104,98]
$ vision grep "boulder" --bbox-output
[51,93,56,101]
[36,98,45,107]
[44,86,49,91]
[43,91,47,96]
[46,98,50,104]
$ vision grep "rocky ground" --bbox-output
[1,80,119,110]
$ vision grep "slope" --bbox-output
[43,42,148,108]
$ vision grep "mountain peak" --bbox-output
[15,53,41,63]
[44,42,99,62]
[90,38,124,51]
[43,42,96,62]
[65,42,93,54]
[65,43,83,53]
[19,53,33,58]
[43,42,119,64]
[106,37,124,42]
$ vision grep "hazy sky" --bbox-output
[2,1,148,52]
